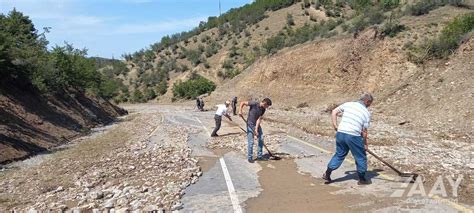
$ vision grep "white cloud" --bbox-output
[110,16,206,35]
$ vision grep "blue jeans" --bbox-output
[327,132,367,179]
[247,125,263,160]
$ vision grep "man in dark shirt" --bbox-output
[231,96,238,115]
[238,98,272,163]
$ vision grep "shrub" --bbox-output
[303,0,311,8]
[406,0,439,16]
[131,89,145,103]
[221,68,241,79]
[381,0,399,11]
[185,49,202,65]
[144,87,157,100]
[222,59,234,69]
[229,46,239,57]
[380,20,406,37]
[287,13,295,26]
[172,74,216,99]
[263,35,286,54]
[425,13,474,58]
[156,81,167,95]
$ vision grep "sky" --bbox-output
[0,0,252,58]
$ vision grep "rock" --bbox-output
[54,186,64,193]
[116,208,129,213]
[117,197,129,206]
[191,176,198,184]
[171,202,183,211]
[58,204,67,211]
[89,191,104,200]
[143,205,159,212]
[104,198,116,209]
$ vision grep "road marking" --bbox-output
[288,135,474,212]
[219,157,243,213]
[195,117,211,136]
[148,114,165,137]
[288,135,331,154]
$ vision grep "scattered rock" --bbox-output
[171,202,183,211]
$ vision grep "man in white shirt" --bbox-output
[322,93,373,185]
[211,100,232,137]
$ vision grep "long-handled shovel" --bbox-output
[367,149,419,183]
[238,116,281,160]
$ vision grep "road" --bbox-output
[152,105,473,213]
[1,104,472,212]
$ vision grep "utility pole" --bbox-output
[219,0,221,16]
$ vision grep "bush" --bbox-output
[172,74,216,99]
[380,20,406,37]
[381,0,399,11]
[263,35,286,54]
[287,13,295,26]
[156,81,167,95]
[406,0,439,16]
[185,49,202,65]
[144,87,157,100]
[131,89,145,103]
[425,13,474,59]
[222,59,234,69]
[349,15,368,33]
[303,0,311,8]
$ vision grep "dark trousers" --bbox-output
[327,132,367,180]
[211,115,222,136]
[232,103,237,115]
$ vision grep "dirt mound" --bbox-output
[0,80,127,164]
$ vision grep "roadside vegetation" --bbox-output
[172,73,216,100]
[408,12,474,63]
[0,9,126,100]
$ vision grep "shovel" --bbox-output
[367,149,419,183]
[238,116,281,160]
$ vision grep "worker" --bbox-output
[231,96,238,115]
[322,93,373,185]
[239,98,272,163]
[199,98,205,111]
[196,98,200,110]
[211,101,232,137]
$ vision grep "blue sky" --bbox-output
[0,0,252,58]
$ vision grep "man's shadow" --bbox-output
[330,169,393,184]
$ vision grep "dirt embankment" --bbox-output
[0,80,127,164]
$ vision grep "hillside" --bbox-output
[0,79,127,164]
[0,10,128,164]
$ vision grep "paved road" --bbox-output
[154,105,473,213]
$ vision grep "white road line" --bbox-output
[148,114,164,137]
[195,117,211,136]
[219,157,243,213]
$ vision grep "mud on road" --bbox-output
[0,104,472,212]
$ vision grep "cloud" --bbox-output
[110,16,207,35]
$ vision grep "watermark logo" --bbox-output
[390,175,464,198]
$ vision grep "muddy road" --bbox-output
[0,104,472,212]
